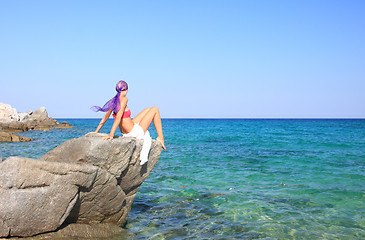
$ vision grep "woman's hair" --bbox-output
[116,80,128,92]
[90,80,128,113]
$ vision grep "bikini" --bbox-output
[112,109,131,119]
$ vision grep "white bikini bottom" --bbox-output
[123,123,151,165]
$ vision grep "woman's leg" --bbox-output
[132,108,150,124]
[139,106,166,150]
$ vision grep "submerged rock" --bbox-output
[56,121,73,128]
[0,133,163,238]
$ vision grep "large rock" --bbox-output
[0,157,98,237]
[0,133,163,238]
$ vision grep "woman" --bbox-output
[90,80,166,151]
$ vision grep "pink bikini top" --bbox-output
[112,109,131,119]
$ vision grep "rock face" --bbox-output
[0,103,73,142]
[31,223,129,239]
[0,133,162,238]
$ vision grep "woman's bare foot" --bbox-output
[156,137,166,150]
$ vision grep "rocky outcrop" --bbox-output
[0,132,33,142]
[0,103,73,142]
[0,133,162,238]
[0,104,47,123]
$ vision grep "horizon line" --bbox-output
[54,117,365,120]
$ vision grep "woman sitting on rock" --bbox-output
[90,80,166,154]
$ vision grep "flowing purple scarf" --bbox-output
[90,81,128,114]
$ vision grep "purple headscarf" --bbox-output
[91,81,128,114]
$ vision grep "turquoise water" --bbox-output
[1,119,365,239]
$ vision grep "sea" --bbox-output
[1,119,364,239]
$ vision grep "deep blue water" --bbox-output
[1,119,365,239]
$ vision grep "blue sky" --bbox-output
[1,0,364,118]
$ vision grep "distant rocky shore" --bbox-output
[0,103,72,142]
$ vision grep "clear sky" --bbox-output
[1,0,364,118]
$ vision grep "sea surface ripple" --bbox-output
[1,119,364,239]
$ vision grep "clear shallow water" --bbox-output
[1,119,364,239]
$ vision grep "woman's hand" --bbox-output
[102,135,113,141]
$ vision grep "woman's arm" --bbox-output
[94,109,112,133]
[103,97,128,140]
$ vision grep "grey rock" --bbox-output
[0,133,162,237]
[0,157,98,237]
[30,107,48,120]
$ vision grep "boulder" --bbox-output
[0,157,98,237]
[54,121,73,129]
[0,133,163,238]
[0,132,12,142]
[30,107,48,121]
[0,132,33,142]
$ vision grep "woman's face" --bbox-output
[121,90,128,96]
